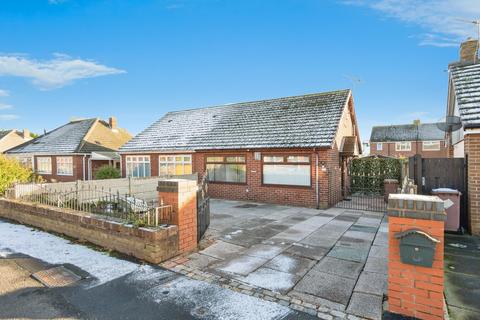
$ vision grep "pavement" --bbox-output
[0,219,317,320]
[181,199,388,320]
[444,233,480,320]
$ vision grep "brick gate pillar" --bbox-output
[465,133,480,235]
[387,194,446,320]
[157,179,198,253]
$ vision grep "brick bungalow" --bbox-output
[446,39,480,235]
[369,121,447,158]
[119,89,361,208]
[6,117,132,182]
[0,129,32,153]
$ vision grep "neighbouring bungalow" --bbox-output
[6,117,132,182]
[369,121,447,158]
[446,39,480,235]
[0,129,32,154]
[119,89,361,208]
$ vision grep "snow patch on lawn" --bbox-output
[149,277,291,320]
[0,220,139,287]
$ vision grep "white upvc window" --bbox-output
[126,155,151,178]
[395,141,411,151]
[159,155,192,176]
[262,155,311,187]
[376,143,383,151]
[422,140,441,151]
[57,157,73,176]
[36,157,52,174]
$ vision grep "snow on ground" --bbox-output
[148,277,292,320]
[241,267,296,292]
[0,220,139,287]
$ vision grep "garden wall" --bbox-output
[0,199,179,263]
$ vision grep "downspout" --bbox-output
[315,149,319,209]
[88,157,92,180]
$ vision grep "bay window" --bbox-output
[126,155,151,178]
[206,155,246,183]
[37,157,52,174]
[263,155,311,186]
[57,157,73,176]
[159,155,192,176]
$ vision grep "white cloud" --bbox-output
[342,0,480,47]
[0,53,125,90]
[0,89,9,97]
[0,103,12,110]
[0,114,18,121]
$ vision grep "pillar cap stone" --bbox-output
[387,193,447,221]
[157,179,197,193]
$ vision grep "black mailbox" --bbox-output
[394,229,440,268]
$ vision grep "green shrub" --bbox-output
[94,165,121,180]
[348,157,401,193]
[0,155,33,194]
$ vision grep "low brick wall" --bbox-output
[0,199,179,264]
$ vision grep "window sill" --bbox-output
[261,183,313,189]
[208,181,247,186]
[57,173,74,176]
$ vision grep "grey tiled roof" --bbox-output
[370,123,445,142]
[7,119,96,154]
[120,90,351,152]
[450,63,480,128]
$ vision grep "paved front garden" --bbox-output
[168,199,389,320]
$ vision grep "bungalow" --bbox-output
[370,121,447,158]
[119,89,361,208]
[6,117,132,182]
[446,39,480,235]
[0,129,32,154]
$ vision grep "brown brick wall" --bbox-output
[0,199,179,264]
[34,155,87,182]
[465,133,480,235]
[370,141,448,158]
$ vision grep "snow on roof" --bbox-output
[370,123,445,142]
[450,62,480,128]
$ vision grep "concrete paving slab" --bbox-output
[300,235,339,249]
[346,292,383,320]
[354,271,387,296]
[349,225,378,234]
[215,255,268,276]
[288,290,347,311]
[327,246,369,263]
[200,241,246,260]
[336,237,371,250]
[364,256,388,275]
[285,243,329,261]
[220,230,265,247]
[445,271,480,312]
[447,305,480,320]
[368,245,388,259]
[372,232,389,247]
[356,216,382,227]
[264,253,316,277]
[243,244,286,259]
[240,267,299,294]
[311,257,363,280]
[294,270,356,305]
[184,253,221,269]
[342,230,375,242]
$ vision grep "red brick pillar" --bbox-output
[384,179,399,203]
[465,133,480,235]
[387,194,446,320]
[157,179,197,253]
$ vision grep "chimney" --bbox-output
[22,129,30,140]
[109,116,117,130]
[460,38,479,63]
[413,119,421,126]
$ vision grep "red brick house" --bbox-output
[369,121,447,158]
[446,39,480,235]
[119,90,361,208]
[6,117,132,182]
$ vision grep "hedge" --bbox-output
[348,157,401,193]
[0,155,33,195]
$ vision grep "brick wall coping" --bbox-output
[157,179,197,193]
[388,194,447,221]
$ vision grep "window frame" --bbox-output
[205,154,247,185]
[36,157,52,174]
[261,154,312,188]
[376,142,383,151]
[56,156,74,176]
[422,140,441,151]
[125,155,151,178]
[158,154,193,176]
[395,141,412,152]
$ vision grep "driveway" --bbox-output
[182,199,389,320]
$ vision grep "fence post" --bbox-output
[128,176,132,195]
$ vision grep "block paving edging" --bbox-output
[161,256,367,320]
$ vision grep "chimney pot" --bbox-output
[23,129,30,140]
[109,117,117,129]
[460,38,479,63]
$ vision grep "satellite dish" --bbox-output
[437,116,462,132]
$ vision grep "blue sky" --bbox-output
[0,0,479,141]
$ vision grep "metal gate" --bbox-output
[197,173,210,242]
[334,185,387,212]
[409,155,468,229]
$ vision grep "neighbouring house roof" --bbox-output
[0,130,13,140]
[370,123,445,142]
[449,63,480,128]
[120,89,352,152]
[7,118,132,154]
